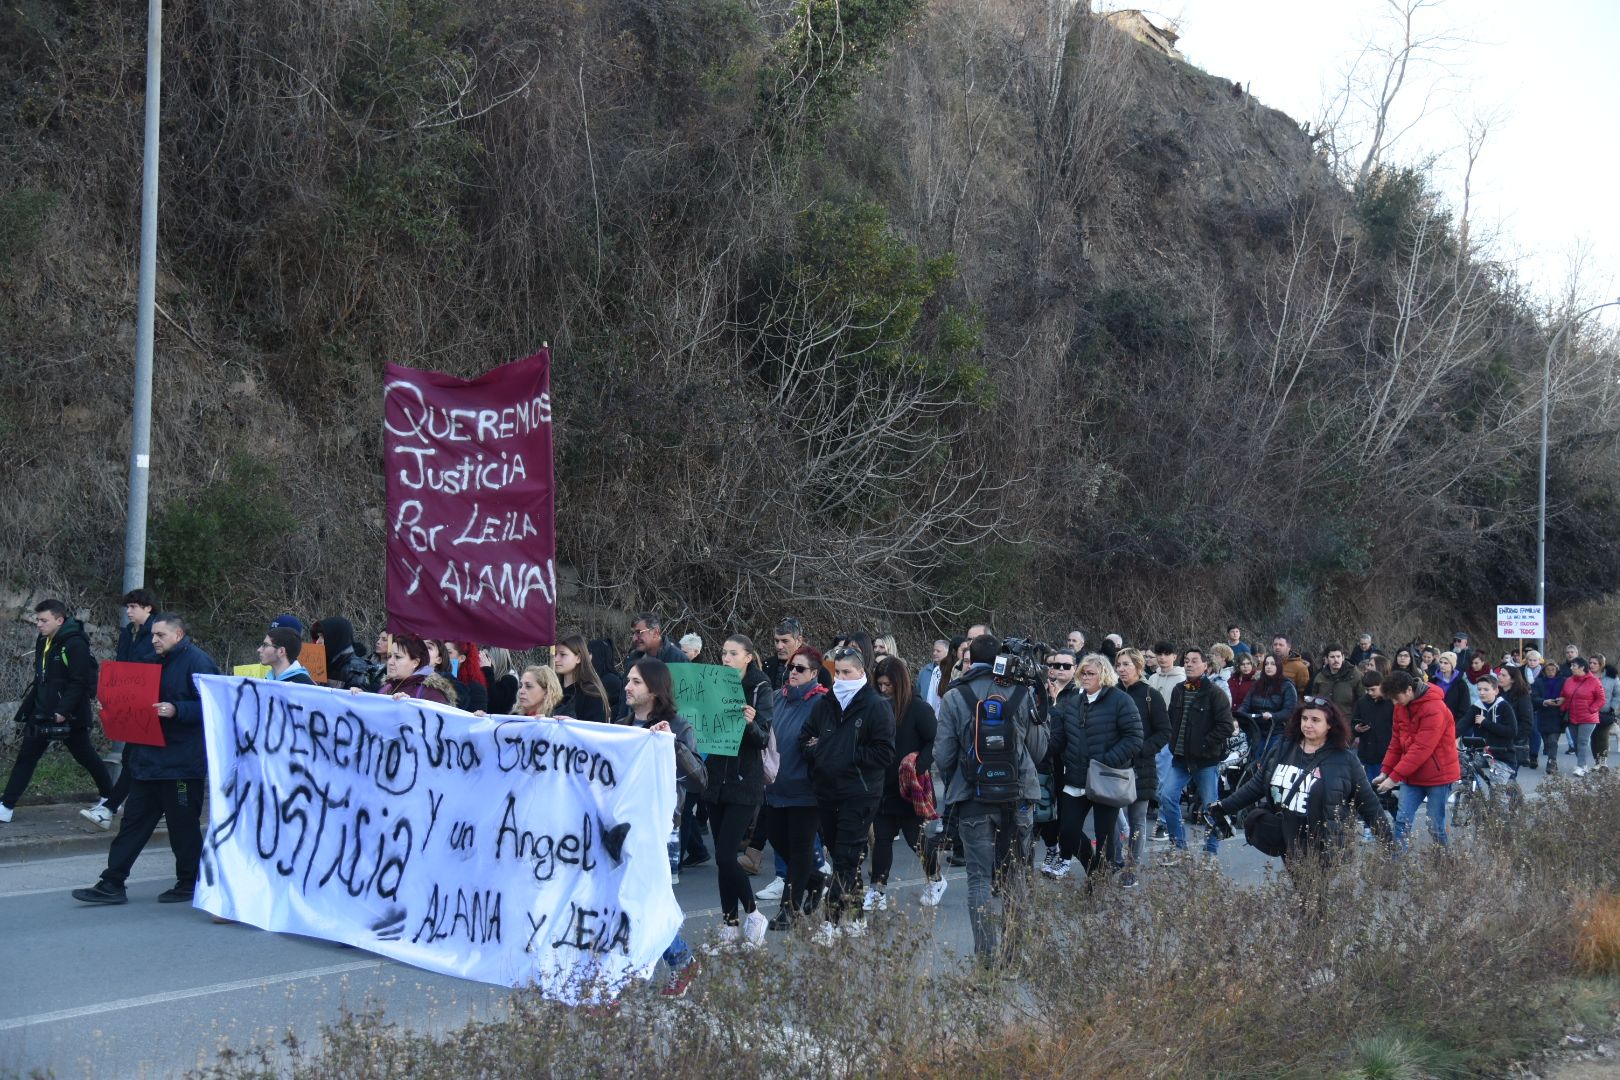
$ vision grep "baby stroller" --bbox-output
[1182,729,1252,835]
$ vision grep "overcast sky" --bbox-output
[1133,0,1619,314]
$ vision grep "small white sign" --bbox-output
[1496,604,1545,639]
[135,454,150,468]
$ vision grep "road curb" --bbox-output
[0,828,167,864]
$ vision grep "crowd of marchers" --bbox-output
[4,599,1611,1000]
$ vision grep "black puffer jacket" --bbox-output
[880,695,938,815]
[801,680,896,803]
[705,668,774,805]
[31,619,97,729]
[1121,679,1171,796]
[1460,696,1519,766]
[1048,684,1142,780]
[314,617,374,691]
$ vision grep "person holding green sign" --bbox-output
[702,635,775,951]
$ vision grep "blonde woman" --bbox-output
[516,665,564,717]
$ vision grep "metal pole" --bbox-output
[121,0,162,597]
[1538,298,1620,655]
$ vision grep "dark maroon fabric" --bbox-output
[384,349,556,648]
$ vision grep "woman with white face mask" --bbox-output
[800,645,897,942]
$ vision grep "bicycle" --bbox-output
[1448,736,1523,831]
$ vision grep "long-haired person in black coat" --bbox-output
[868,656,943,908]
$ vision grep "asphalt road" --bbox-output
[0,754,1561,1078]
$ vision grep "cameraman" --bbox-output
[935,634,1048,965]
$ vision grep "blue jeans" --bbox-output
[662,930,693,972]
[1575,724,1595,769]
[1394,783,1451,851]
[1157,758,1221,853]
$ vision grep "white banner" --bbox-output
[193,676,681,1003]
[1496,604,1545,640]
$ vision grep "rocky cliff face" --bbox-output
[1,0,1611,659]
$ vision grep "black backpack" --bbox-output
[956,682,1028,803]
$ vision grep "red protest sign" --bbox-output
[96,660,166,746]
[384,350,557,649]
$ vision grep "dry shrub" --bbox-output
[1574,891,1620,977]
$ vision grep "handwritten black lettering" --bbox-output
[411,884,502,945]
[552,902,632,956]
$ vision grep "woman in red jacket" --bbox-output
[1560,657,1607,776]
[1371,671,1461,851]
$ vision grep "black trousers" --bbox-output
[871,808,939,886]
[708,800,758,920]
[1058,790,1119,873]
[818,798,878,922]
[764,804,823,913]
[100,777,205,889]
[1,728,114,808]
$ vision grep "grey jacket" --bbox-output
[934,667,1049,806]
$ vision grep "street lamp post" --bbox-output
[1537,297,1620,654]
[121,0,163,598]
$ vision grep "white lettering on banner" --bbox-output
[195,676,681,1004]
[382,379,552,445]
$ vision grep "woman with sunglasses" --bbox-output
[1212,697,1389,874]
[868,655,944,909]
[1046,654,1142,880]
[763,647,829,929]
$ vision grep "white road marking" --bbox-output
[0,960,384,1031]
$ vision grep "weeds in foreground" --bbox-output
[195,774,1620,1079]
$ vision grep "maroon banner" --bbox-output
[384,349,556,649]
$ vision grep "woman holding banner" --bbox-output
[515,666,564,718]
[703,635,774,950]
[375,637,457,704]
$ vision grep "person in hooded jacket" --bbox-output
[801,645,896,937]
[1351,670,1394,777]
[868,656,942,909]
[73,612,219,905]
[312,616,374,691]
[1499,666,1536,766]
[702,635,773,950]
[1559,657,1607,775]
[1464,674,1520,771]
[588,639,628,721]
[375,636,459,704]
[764,646,829,929]
[84,589,162,829]
[1,600,116,824]
[1113,648,1170,886]
[1047,653,1142,880]
[1372,671,1461,851]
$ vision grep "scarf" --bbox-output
[834,675,866,710]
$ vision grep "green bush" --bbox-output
[148,454,297,605]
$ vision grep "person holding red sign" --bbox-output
[73,612,220,905]
[0,600,117,824]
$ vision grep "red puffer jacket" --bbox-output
[1381,683,1461,786]
[1561,673,1607,727]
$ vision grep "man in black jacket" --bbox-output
[312,616,375,690]
[1156,647,1235,857]
[84,589,163,829]
[73,612,219,906]
[0,600,116,823]
[801,645,896,937]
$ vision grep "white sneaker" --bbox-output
[842,919,867,938]
[862,887,887,912]
[0,803,12,824]
[703,924,742,955]
[755,877,785,901]
[812,921,841,946]
[920,877,948,906]
[81,802,114,830]
[742,910,769,948]
[1575,766,1589,777]
[818,858,833,877]
[1045,857,1073,880]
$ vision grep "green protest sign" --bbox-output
[669,664,747,756]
